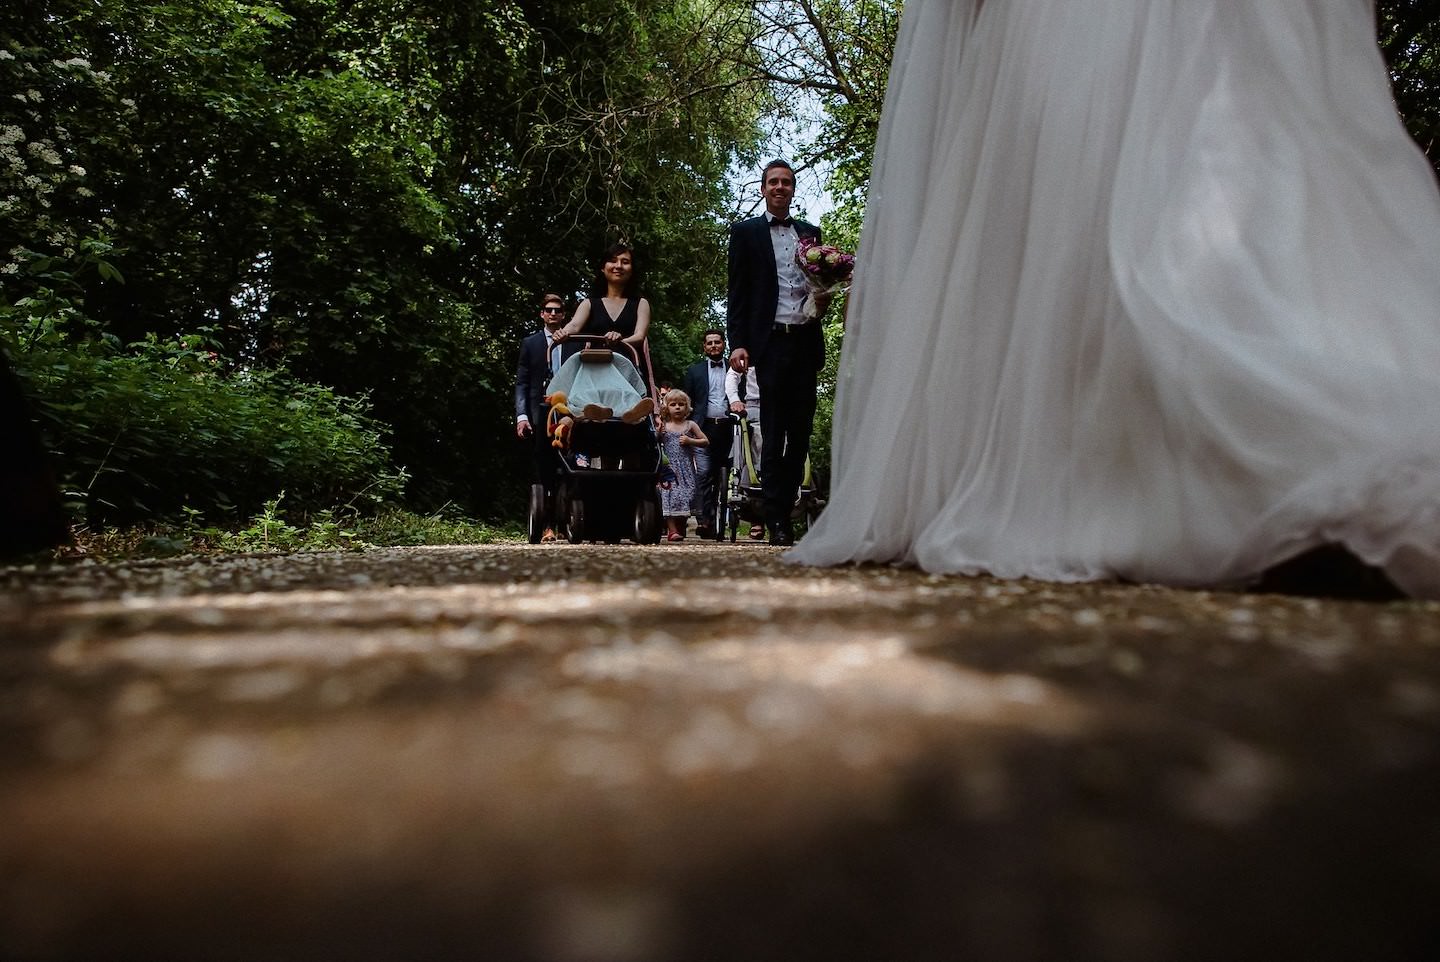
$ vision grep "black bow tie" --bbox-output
[710,360,724,368]
[769,217,793,228]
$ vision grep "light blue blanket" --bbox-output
[547,350,647,414]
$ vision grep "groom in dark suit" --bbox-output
[515,292,567,542]
[726,159,826,546]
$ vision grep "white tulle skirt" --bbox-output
[788,0,1440,597]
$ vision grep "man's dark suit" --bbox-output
[514,330,558,497]
[682,356,733,533]
[726,214,823,539]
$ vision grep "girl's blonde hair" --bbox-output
[662,388,693,419]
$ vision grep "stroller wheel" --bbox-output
[527,484,546,544]
[634,497,662,544]
[566,498,586,544]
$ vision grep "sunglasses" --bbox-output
[541,307,564,314]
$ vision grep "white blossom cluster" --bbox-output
[27,140,63,166]
[1,44,114,279]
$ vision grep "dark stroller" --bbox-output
[532,337,663,544]
[720,413,825,542]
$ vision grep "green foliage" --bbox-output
[1380,0,1440,172]
[2,0,773,526]
[193,499,511,553]
[195,496,372,552]
[808,308,845,491]
[0,28,126,314]
[5,317,404,526]
[66,502,510,559]
[348,505,512,547]
[499,0,768,384]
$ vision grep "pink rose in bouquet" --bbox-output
[795,238,856,319]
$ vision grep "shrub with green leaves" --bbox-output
[5,317,404,526]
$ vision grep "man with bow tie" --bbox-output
[726,158,826,546]
[682,328,734,539]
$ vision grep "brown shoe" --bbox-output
[621,397,655,424]
[540,528,557,544]
[581,403,613,421]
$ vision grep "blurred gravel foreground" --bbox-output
[2,544,1439,962]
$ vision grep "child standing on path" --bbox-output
[656,389,708,542]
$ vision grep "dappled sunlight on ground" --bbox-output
[2,545,1439,960]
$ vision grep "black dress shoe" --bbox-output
[767,522,794,546]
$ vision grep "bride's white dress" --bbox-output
[788,0,1440,597]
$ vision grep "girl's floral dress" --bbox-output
[658,422,698,517]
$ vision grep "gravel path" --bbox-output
[2,544,1439,961]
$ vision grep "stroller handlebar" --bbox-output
[552,334,641,366]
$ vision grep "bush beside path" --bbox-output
[2,544,1439,961]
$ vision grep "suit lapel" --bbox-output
[751,215,771,256]
[754,217,778,301]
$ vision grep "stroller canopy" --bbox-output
[548,349,647,413]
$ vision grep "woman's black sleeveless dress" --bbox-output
[582,297,650,390]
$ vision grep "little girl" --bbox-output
[656,389,708,542]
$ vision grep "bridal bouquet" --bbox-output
[795,238,856,319]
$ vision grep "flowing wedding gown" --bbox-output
[788,0,1440,597]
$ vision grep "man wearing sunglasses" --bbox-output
[515,293,568,542]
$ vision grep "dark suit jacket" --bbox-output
[514,330,553,431]
[726,215,824,372]
[683,358,734,493]
[683,358,727,425]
